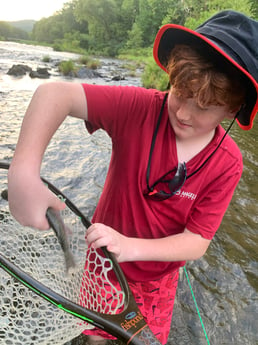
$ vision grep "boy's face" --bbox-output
[168,89,235,141]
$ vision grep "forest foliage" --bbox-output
[0,21,30,41]
[1,0,257,57]
[0,0,257,90]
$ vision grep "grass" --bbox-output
[58,60,76,76]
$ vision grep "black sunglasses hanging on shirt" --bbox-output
[143,93,187,201]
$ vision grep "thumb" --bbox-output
[44,196,66,230]
[50,196,66,212]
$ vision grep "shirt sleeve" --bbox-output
[186,152,243,240]
[81,84,156,138]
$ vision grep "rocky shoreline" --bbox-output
[6,59,137,84]
[6,62,102,80]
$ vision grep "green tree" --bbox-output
[161,1,188,26]
[128,0,187,48]
[32,17,63,43]
[32,1,87,45]
[184,0,253,29]
[249,0,258,18]
[121,0,140,28]
[0,21,29,40]
[126,22,143,49]
[0,22,10,39]
[16,0,256,58]
[74,0,131,54]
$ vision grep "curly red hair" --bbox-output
[167,45,246,111]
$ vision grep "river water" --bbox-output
[0,41,257,345]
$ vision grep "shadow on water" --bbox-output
[0,41,257,345]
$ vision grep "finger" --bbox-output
[91,237,111,250]
[86,227,104,245]
[50,197,66,212]
[86,223,108,239]
[87,230,107,246]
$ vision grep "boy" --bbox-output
[8,10,258,344]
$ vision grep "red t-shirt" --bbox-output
[82,84,243,282]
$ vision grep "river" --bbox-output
[0,41,257,345]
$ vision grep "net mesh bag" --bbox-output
[0,175,124,345]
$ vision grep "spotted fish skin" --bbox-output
[46,208,76,273]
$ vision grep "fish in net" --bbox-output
[0,185,124,345]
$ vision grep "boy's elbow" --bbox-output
[195,239,211,260]
[193,245,209,260]
[184,229,211,260]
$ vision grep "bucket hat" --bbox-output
[153,10,258,130]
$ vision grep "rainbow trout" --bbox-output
[46,208,76,274]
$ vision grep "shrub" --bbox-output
[141,60,169,90]
[42,55,51,63]
[58,60,75,76]
[77,55,101,70]
[78,55,90,65]
[87,59,101,70]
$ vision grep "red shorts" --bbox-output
[83,269,179,344]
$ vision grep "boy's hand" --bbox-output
[86,223,129,263]
[8,166,65,230]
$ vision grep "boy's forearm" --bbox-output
[124,230,211,262]
[8,83,87,228]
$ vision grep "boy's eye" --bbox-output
[198,105,209,111]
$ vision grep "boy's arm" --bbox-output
[125,229,211,262]
[86,223,211,263]
[8,82,87,229]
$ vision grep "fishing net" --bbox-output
[0,173,124,345]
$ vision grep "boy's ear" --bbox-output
[227,112,237,119]
[227,105,242,119]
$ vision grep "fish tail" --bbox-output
[64,249,76,274]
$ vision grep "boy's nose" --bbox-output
[176,103,192,122]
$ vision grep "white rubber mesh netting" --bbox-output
[0,193,124,345]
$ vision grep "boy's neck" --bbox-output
[176,129,216,163]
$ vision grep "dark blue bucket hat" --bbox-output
[153,10,258,130]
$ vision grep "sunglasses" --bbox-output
[144,162,187,201]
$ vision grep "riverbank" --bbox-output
[0,38,169,90]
